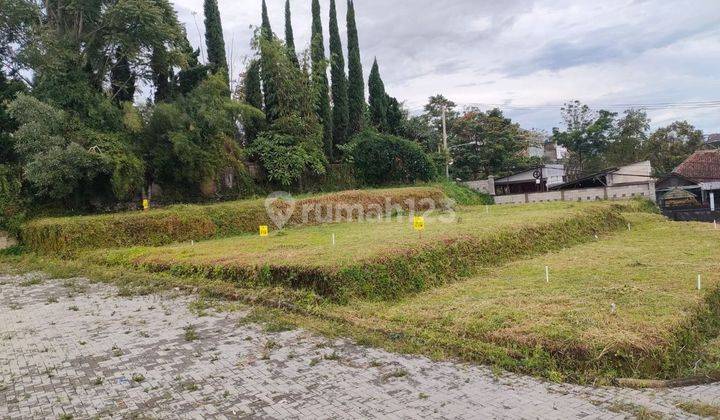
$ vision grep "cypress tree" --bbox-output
[110,51,136,103]
[204,0,228,78]
[346,0,364,137]
[151,47,171,102]
[259,0,278,121]
[368,58,387,131]
[243,59,264,142]
[261,0,273,40]
[178,33,208,95]
[385,94,403,135]
[284,0,299,67]
[311,0,333,159]
[329,0,348,150]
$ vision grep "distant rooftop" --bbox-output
[674,149,720,182]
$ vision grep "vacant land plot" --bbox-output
[88,202,629,302]
[296,213,720,382]
[22,186,447,255]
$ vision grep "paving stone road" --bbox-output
[0,273,718,419]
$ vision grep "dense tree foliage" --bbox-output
[644,121,705,176]
[329,0,349,153]
[348,131,436,186]
[551,101,616,175]
[241,59,265,143]
[250,35,327,187]
[346,0,365,138]
[450,108,534,180]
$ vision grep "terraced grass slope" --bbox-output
[22,186,445,255]
[305,213,720,382]
[88,202,631,302]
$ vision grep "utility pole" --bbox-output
[442,106,449,180]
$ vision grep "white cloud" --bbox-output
[172,0,720,133]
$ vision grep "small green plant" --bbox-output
[323,351,341,361]
[111,345,122,357]
[19,277,42,287]
[45,296,59,304]
[67,305,79,312]
[309,358,320,367]
[183,325,199,341]
[382,368,409,381]
[91,377,104,386]
[183,381,199,392]
[131,373,145,383]
[58,414,74,420]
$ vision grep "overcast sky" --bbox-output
[169,0,720,134]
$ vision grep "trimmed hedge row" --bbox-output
[111,205,627,303]
[22,186,447,255]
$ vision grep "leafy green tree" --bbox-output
[142,73,261,197]
[644,121,705,176]
[284,0,299,67]
[368,59,388,131]
[311,0,333,159]
[8,94,144,204]
[346,0,364,137]
[605,109,650,167]
[250,35,327,186]
[0,71,25,163]
[204,0,228,79]
[329,0,349,153]
[551,101,616,176]
[450,108,531,180]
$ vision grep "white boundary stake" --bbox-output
[611,303,617,314]
[485,205,489,214]
[697,274,702,291]
[627,223,631,231]
[191,240,194,246]
[332,233,336,246]
[545,266,550,283]
[714,220,717,230]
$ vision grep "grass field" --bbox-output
[87,201,630,301]
[277,212,720,383]
[5,196,719,383]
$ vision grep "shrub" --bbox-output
[349,131,436,186]
[437,181,494,206]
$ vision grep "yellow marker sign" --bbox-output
[413,216,425,231]
[259,225,269,237]
[142,199,149,211]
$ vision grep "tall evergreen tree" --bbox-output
[261,0,273,40]
[204,0,228,78]
[311,0,333,159]
[151,47,171,102]
[243,59,264,142]
[385,94,403,135]
[328,0,349,151]
[110,51,136,103]
[259,1,279,121]
[368,58,387,131]
[177,33,208,95]
[346,0,364,137]
[284,0,299,67]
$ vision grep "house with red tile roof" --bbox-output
[656,149,720,213]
